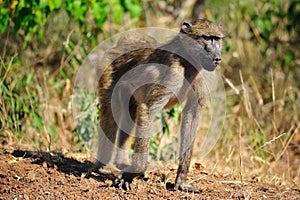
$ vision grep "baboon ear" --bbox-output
[218,23,223,29]
[218,22,226,38]
[180,22,192,33]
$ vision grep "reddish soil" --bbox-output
[0,145,299,200]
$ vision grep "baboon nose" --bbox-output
[215,57,221,62]
[214,57,222,65]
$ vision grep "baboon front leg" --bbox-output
[175,90,202,193]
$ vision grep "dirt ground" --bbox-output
[0,144,299,200]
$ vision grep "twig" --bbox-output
[258,131,288,150]
[58,29,75,74]
[219,180,248,185]
[238,118,243,184]
[276,124,299,162]
[223,75,240,95]
[240,70,253,119]
[244,14,264,45]
[270,68,278,137]
[249,76,263,106]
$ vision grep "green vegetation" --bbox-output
[0,0,141,45]
[0,0,299,187]
[0,0,143,150]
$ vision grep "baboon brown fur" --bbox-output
[97,18,225,192]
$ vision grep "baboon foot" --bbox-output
[115,162,131,171]
[92,161,121,176]
[114,171,144,190]
[176,183,200,193]
[92,161,105,172]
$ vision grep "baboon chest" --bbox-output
[129,58,193,109]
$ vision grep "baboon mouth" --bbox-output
[203,60,220,71]
[214,61,221,66]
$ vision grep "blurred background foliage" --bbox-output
[0,0,299,187]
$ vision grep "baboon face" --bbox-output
[197,35,223,66]
[180,19,225,67]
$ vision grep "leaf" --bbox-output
[33,111,44,131]
[128,4,141,18]
[65,0,88,23]
[53,0,62,9]
[34,10,43,24]
[26,73,34,84]
[0,7,9,33]
[39,0,48,9]
[112,4,124,24]
[37,29,44,41]
[49,125,58,141]
[91,2,109,28]
[284,54,293,65]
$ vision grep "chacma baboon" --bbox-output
[97,18,225,192]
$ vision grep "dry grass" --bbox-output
[0,0,299,190]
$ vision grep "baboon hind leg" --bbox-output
[120,85,174,186]
[97,95,118,167]
[115,97,138,170]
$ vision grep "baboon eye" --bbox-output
[201,36,220,42]
[202,36,210,41]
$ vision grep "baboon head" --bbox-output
[180,18,225,67]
